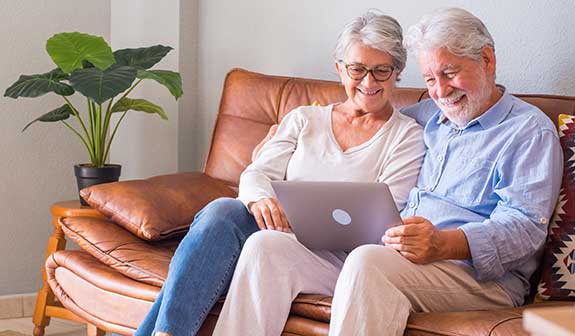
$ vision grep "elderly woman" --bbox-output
[135,11,424,336]
[211,11,423,336]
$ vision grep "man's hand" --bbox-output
[248,197,290,232]
[382,216,471,264]
[251,125,278,162]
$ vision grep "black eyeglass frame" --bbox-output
[338,61,396,82]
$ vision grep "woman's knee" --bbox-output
[195,198,257,233]
[202,197,246,218]
[241,230,297,259]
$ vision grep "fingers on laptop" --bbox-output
[250,197,290,232]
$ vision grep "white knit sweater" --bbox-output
[238,104,425,210]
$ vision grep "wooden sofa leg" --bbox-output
[87,324,106,336]
[32,279,55,336]
[32,324,47,336]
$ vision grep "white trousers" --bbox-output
[212,230,513,336]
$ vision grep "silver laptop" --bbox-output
[271,181,402,251]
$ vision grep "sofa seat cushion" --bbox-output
[80,172,237,241]
[60,216,178,286]
[46,249,331,336]
[46,250,159,334]
[405,302,573,336]
[290,295,573,336]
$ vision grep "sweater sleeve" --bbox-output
[237,108,306,208]
[377,118,425,210]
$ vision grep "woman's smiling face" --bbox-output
[336,43,397,114]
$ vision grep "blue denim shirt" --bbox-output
[400,90,562,306]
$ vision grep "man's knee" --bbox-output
[343,245,403,276]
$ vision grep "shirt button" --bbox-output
[540,217,548,224]
[437,155,444,162]
[453,128,459,134]
[409,202,416,208]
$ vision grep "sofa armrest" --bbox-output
[51,200,107,220]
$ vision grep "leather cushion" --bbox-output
[60,216,177,286]
[80,172,236,241]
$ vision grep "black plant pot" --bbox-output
[74,164,122,206]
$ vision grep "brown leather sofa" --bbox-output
[44,68,575,335]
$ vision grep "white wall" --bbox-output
[109,0,183,180]
[187,0,575,171]
[0,1,110,295]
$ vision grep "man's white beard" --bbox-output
[436,77,492,128]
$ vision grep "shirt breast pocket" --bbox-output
[444,158,495,206]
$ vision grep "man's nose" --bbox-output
[435,78,453,98]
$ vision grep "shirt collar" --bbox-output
[435,85,511,130]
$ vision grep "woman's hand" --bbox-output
[248,197,291,232]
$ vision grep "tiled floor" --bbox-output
[0,317,86,336]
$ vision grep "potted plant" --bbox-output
[4,32,182,205]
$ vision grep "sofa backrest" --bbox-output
[204,68,575,185]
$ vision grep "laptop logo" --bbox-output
[332,209,351,225]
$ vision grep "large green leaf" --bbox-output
[114,45,173,70]
[22,104,72,131]
[137,70,182,99]
[46,32,115,73]
[69,65,137,104]
[111,97,167,120]
[4,68,74,98]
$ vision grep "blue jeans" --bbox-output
[134,197,259,336]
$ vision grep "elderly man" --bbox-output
[251,7,562,336]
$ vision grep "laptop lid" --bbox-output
[271,181,402,251]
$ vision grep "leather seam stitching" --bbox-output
[488,315,523,336]
[59,217,166,282]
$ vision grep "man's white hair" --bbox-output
[404,7,495,61]
[333,10,407,73]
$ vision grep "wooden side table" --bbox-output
[32,201,106,336]
[523,305,575,336]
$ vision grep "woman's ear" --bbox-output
[335,61,345,83]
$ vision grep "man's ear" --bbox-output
[481,46,496,76]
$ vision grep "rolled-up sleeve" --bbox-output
[459,129,562,281]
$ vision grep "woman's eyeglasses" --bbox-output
[339,62,395,82]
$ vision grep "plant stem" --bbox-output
[101,78,143,163]
[103,110,129,163]
[102,97,115,163]
[94,104,102,167]
[62,120,95,163]
[120,78,143,101]
[87,100,96,157]
[87,99,94,142]
[63,96,93,149]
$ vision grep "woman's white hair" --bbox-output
[333,10,407,74]
[404,7,495,61]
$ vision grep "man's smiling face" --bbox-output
[418,46,498,127]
